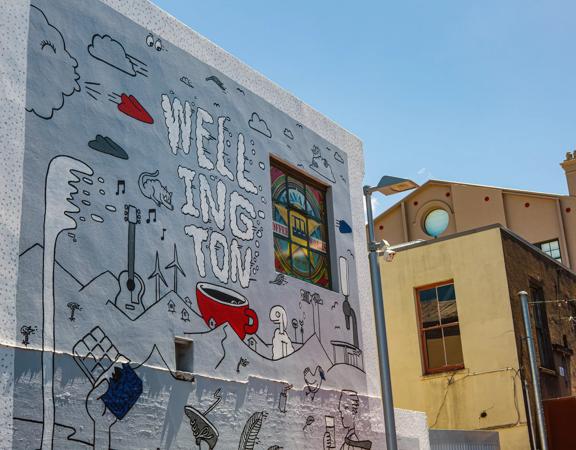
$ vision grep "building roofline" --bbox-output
[375,179,568,222]
[390,223,576,278]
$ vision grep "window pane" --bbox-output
[308,218,327,253]
[274,236,291,275]
[424,209,450,237]
[288,177,306,211]
[289,211,308,247]
[271,166,287,204]
[425,329,445,370]
[273,203,289,238]
[438,284,458,325]
[419,288,440,328]
[306,185,325,220]
[549,240,560,251]
[291,244,310,279]
[310,251,330,289]
[443,326,464,366]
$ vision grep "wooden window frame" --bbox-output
[270,157,332,289]
[415,280,465,375]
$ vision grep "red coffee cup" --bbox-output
[196,282,259,340]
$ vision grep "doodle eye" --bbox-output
[40,40,56,53]
[155,39,163,51]
[146,34,154,47]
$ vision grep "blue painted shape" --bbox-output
[102,364,143,420]
[337,220,352,234]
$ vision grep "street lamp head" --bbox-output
[368,175,419,196]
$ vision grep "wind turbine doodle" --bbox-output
[165,244,186,294]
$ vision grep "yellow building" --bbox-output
[381,224,576,450]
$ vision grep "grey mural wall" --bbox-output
[4,0,407,448]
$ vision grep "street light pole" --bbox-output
[364,186,398,450]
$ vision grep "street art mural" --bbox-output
[12,0,378,448]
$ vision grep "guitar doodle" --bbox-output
[114,205,146,318]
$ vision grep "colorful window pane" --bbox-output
[270,159,331,289]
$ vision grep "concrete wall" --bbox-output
[0,0,430,448]
[380,227,530,450]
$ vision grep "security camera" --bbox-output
[376,240,396,262]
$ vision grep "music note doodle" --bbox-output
[161,228,167,241]
[146,208,157,223]
[116,180,126,195]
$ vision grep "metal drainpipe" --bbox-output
[519,291,549,450]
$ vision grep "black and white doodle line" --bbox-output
[88,34,148,77]
[138,170,174,210]
[248,112,272,138]
[26,6,80,120]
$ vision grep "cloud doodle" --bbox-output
[88,34,148,77]
[248,112,272,138]
[283,128,294,140]
[334,151,344,164]
[25,6,80,120]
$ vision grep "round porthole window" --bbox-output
[424,209,449,237]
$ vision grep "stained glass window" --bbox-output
[271,159,331,289]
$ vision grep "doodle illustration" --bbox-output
[113,205,147,318]
[310,146,336,183]
[270,305,294,360]
[323,391,373,450]
[304,366,326,401]
[13,1,372,448]
[303,416,315,432]
[334,151,345,164]
[166,244,186,294]
[88,135,129,160]
[278,384,292,414]
[145,33,163,51]
[84,81,102,101]
[337,219,353,235]
[248,112,272,138]
[206,75,226,92]
[185,389,222,450]
[26,6,80,120]
[41,156,93,449]
[88,34,148,77]
[239,411,267,450]
[196,282,259,340]
[113,93,154,124]
[149,251,168,302]
[138,170,174,210]
[269,273,288,286]
[66,302,82,321]
[20,325,37,347]
[180,76,194,89]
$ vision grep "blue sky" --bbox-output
[152,0,576,214]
